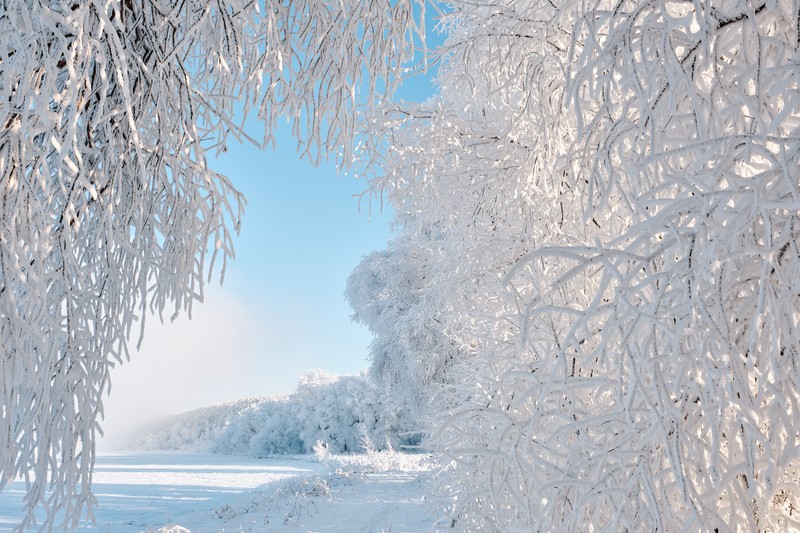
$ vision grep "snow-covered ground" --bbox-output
[0,451,437,532]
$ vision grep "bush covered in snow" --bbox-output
[132,398,266,452]
[134,370,420,455]
[212,396,305,456]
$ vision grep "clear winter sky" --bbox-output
[100,26,441,449]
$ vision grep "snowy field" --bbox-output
[0,452,436,532]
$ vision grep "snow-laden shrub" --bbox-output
[245,401,306,456]
[291,370,387,454]
[209,397,302,455]
[132,398,264,452]
[134,371,419,455]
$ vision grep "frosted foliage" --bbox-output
[132,398,265,452]
[346,237,464,419]
[516,1,800,530]
[355,0,800,531]
[0,0,423,529]
[136,371,416,455]
[282,370,414,455]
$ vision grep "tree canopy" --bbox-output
[349,0,800,530]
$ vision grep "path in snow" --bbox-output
[286,471,432,532]
[0,452,437,532]
[221,458,436,532]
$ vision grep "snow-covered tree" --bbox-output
[346,235,463,420]
[355,0,800,530]
[0,0,424,528]
[291,370,389,453]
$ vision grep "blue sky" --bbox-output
[101,25,442,448]
[101,132,394,447]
